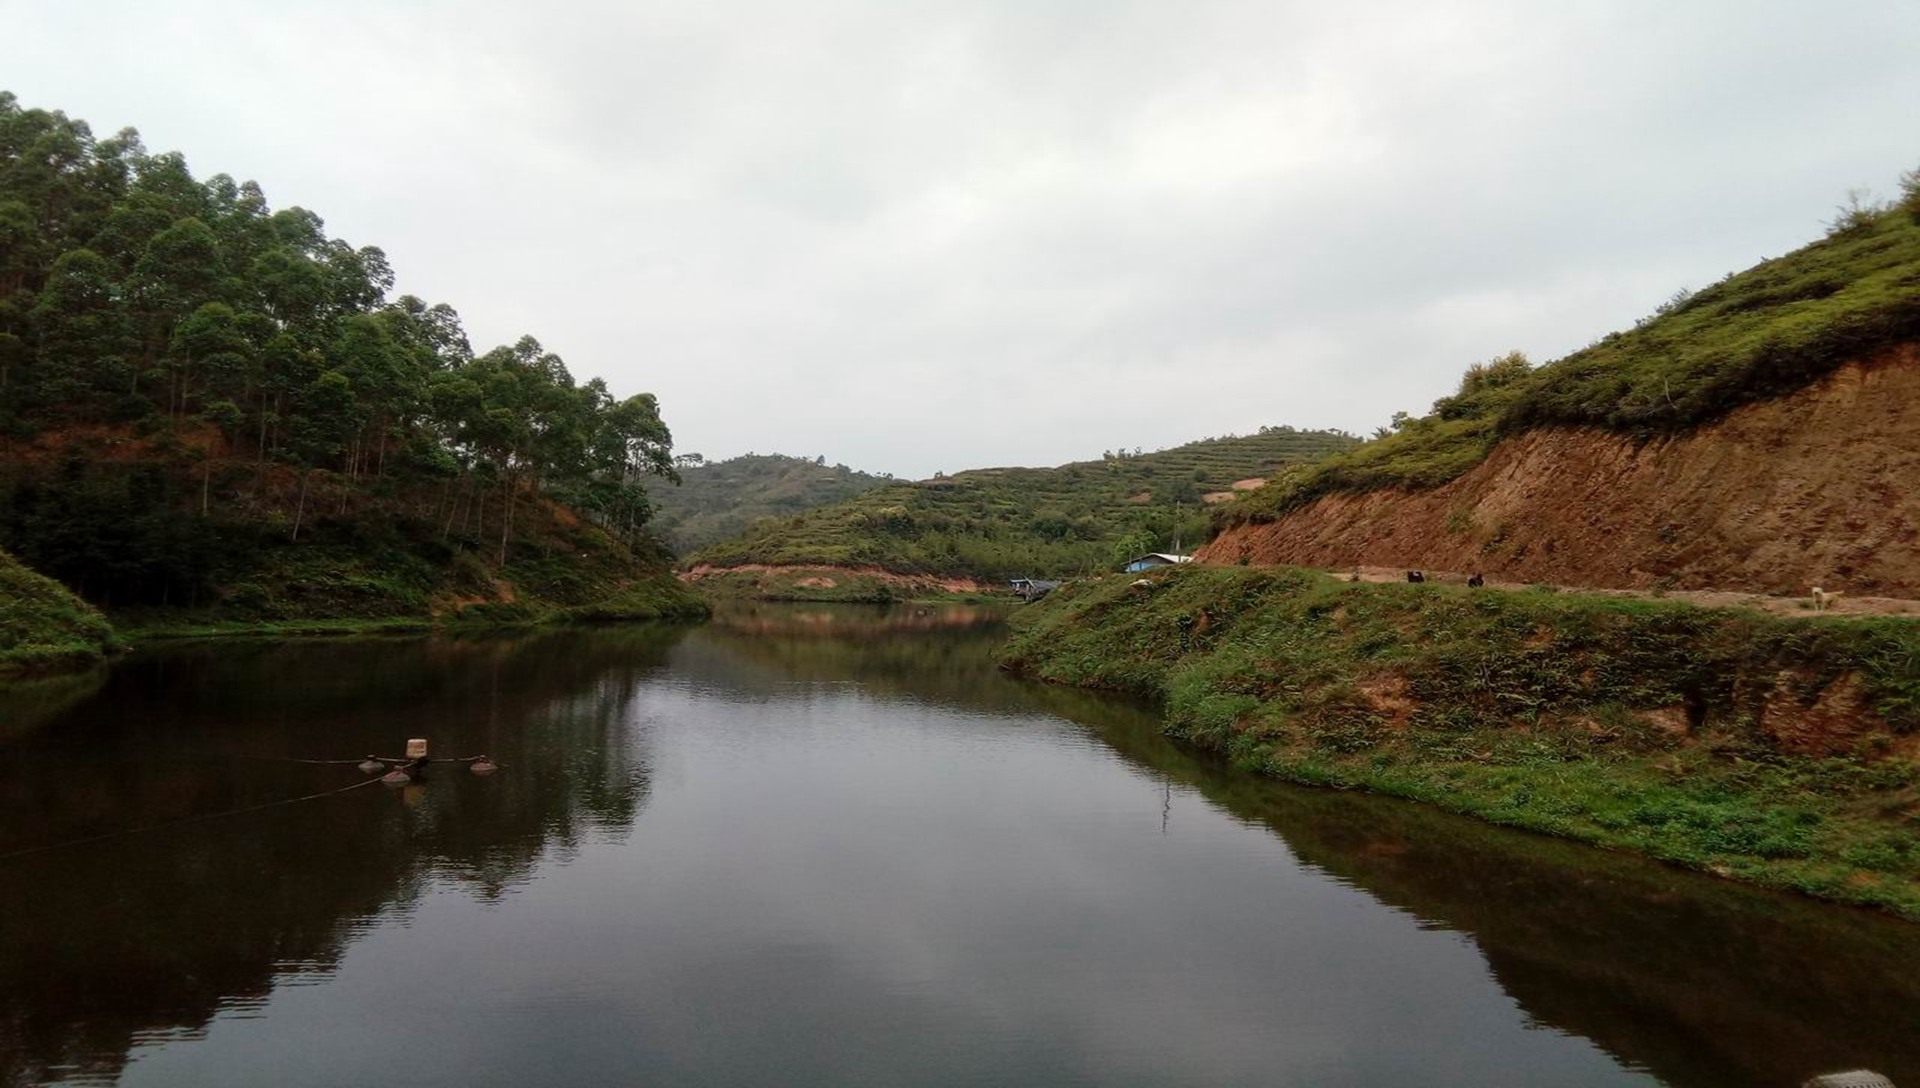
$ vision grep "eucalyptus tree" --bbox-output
[0,93,686,596]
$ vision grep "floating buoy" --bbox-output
[358,757,386,774]
[470,756,498,775]
[380,769,412,786]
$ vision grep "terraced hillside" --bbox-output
[650,453,892,554]
[690,427,1358,584]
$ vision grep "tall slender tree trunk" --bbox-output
[441,478,462,541]
[499,472,513,566]
[291,471,310,541]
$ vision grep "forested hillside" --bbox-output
[0,93,700,625]
[651,453,891,553]
[689,427,1357,582]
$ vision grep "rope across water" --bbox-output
[0,752,502,861]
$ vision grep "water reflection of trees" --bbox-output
[0,625,686,1087]
[0,668,108,744]
[9,610,1917,1088]
[693,606,1920,1085]
[692,601,1038,713]
[1073,706,1920,1088]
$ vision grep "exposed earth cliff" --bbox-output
[1202,345,1920,597]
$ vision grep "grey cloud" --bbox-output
[5,0,1918,477]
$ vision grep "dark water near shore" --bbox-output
[3,603,1918,1088]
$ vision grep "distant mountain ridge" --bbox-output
[650,453,892,554]
[688,427,1359,585]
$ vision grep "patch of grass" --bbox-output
[1002,565,1920,918]
[565,574,711,622]
[0,547,119,674]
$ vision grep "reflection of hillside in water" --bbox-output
[0,669,108,744]
[1077,708,1920,1088]
[7,609,1915,1088]
[708,600,1016,638]
[0,625,686,1088]
[691,602,1039,713]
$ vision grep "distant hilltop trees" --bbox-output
[649,452,894,554]
[689,428,1361,581]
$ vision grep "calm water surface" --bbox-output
[2,604,1918,1087]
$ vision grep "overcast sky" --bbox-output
[6,1,1917,478]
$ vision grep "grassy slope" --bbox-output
[1224,205,1920,526]
[650,453,893,554]
[692,427,1359,581]
[0,547,117,673]
[1002,566,1920,918]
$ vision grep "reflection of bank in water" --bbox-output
[706,599,1014,638]
[0,625,679,1087]
[1068,699,1920,1088]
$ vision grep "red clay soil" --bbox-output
[1201,345,1920,600]
[3,421,234,465]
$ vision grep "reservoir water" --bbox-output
[2,604,1917,1087]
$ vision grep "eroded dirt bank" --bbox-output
[1203,347,1920,598]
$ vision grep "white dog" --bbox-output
[1811,586,1845,612]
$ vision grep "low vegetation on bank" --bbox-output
[691,427,1358,583]
[1002,566,1920,918]
[0,546,117,673]
[1223,176,1920,526]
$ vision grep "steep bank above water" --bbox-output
[1202,347,1920,597]
[0,548,117,674]
[1000,566,1920,918]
